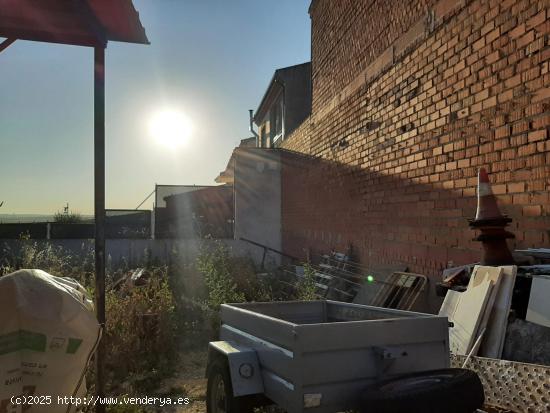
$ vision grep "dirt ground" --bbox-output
[154,351,504,413]
[157,351,282,413]
[155,350,208,412]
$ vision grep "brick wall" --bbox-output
[280,116,311,153]
[281,0,550,276]
[310,0,436,113]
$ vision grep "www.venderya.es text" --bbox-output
[10,395,191,407]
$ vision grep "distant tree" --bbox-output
[53,211,82,223]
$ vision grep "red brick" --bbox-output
[486,50,501,64]
[509,23,526,39]
[514,194,530,204]
[498,89,514,103]
[508,182,525,193]
[495,125,511,139]
[483,96,497,109]
[516,30,535,48]
[505,74,521,88]
[492,184,507,195]
[458,159,470,168]
[528,129,547,142]
[473,37,486,51]
[486,27,500,44]
[523,205,542,216]
[526,10,546,29]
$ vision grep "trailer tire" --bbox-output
[360,368,484,413]
[206,358,255,413]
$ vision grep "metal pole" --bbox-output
[94,46,106,413]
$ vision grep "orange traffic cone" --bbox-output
[475,168,504,221]
[469,168,515,265]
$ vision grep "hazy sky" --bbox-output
[0,0,310,214]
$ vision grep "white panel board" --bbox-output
[468,266,502,356]
[479,266,517,358]
[439,289,461,320]
[526,275,550,328]
[439,278,493,355]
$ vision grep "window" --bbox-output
[270,98,283,145]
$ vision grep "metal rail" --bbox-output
[243,241,423,307]
[239,237,300,260]
[239,237,301,270]
[370,271,427,311]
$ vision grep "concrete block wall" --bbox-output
[233,148,283,257]
[281,0,550,276]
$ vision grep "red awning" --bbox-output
[0,0,148,47]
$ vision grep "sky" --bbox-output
[0,0,311,215]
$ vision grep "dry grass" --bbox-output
[0,239,303,413]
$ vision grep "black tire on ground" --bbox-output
[206,358,255,413]
[360,368,485,413]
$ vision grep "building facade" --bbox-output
[161,186,233,239]
[279,0,550,276]
[254,62,312,148]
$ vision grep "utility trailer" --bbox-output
[206,300,484,413]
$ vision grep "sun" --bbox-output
[148,109,193,148]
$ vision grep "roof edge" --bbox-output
[253,61,311,123]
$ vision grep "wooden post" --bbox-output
[94,46,106,413]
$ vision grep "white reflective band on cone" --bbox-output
[477,182,493,197]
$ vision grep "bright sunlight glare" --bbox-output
[148,109,193,148]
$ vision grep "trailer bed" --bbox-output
[220,300,449,413]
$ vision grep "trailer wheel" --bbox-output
[206,358,254,413]
[360,368,484,413]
